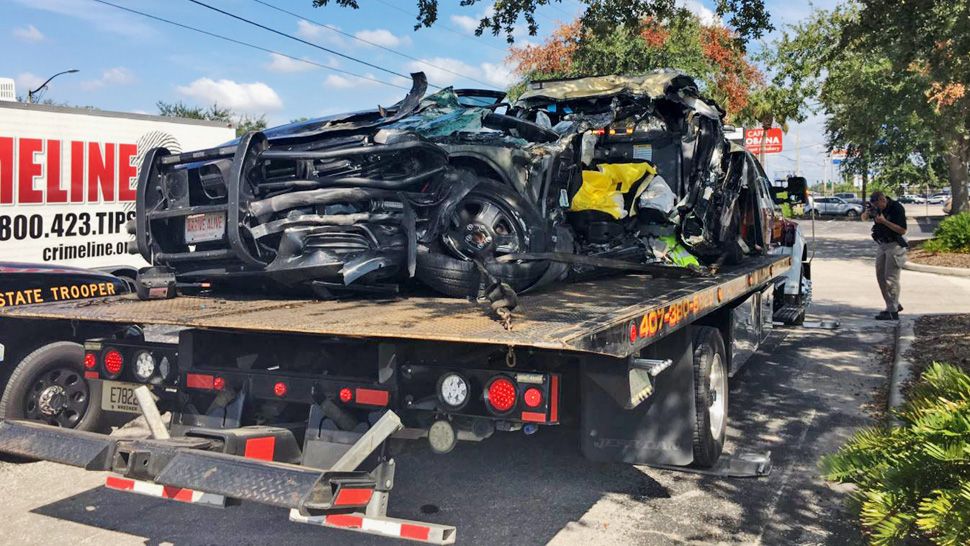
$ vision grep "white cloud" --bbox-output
[12,0,155,39]
[177,78,283,113]
[15,72,45,93]
[450,15,479,34]
[296,19,346,46]
[480,62,517,88]
[407,57,516,88]
[680,0,719,26]
[354,28,411,48]
[80,67,135,91]
[265,53,314,73]
[13,24,44,42]
[323,73,381,90]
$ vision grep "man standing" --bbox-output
[862,191,908,320]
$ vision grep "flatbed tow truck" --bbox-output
[0,249,797,544]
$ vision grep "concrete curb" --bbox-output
[902,261,970,277]
[888,317,916,422]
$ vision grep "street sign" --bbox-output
[744,128,783,154]
[830,149,847,165]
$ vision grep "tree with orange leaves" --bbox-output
[506,13,764,122]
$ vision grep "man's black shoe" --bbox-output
[875,311,899,320]
[898,304,903,312]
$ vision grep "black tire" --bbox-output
[0,342,107,432]
[845,209,859,219]
[691,326,728,467]
[416,251,550,298]
[415,251,480,297]
[418,179,550,297]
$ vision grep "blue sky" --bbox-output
[4,0,839,182]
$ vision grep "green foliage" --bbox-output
[765,2,969,213]
[820,362,970,545]
[923,213,970,254]
[312,0,773,43]
[156,101,266,138]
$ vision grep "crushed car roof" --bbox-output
[517,70,699,102]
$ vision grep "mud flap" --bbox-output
[580,327,696,466]
[646,451,772,477]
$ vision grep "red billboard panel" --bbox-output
[744,128,784,154]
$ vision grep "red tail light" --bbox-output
[212,376,226,391]
[84,353,97,370]
[523,387,543,408]
[273,382,288,397]
[485,376,517,413]
[339,387,353,403]
[104,350,124,376]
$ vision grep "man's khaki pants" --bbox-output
[876,242,906,312]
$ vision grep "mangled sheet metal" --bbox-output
[133,69,771,311]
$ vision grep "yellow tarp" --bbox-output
[571,162,656,219]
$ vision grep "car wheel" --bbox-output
[418,179,550,296]
[846,209,859,218]
[691,326,728,468]
[0,342,107,432]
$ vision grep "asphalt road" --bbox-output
[2,215,970,545]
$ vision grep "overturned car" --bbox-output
[135,71,777,301]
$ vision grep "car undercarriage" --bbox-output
[135,70,775,306]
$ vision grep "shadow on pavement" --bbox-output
[31,426,669,545]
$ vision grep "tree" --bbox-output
[766,3,969,213]
[846,0,970,213]
[156,101,267,138]
[506,14,765,122]
[313,0,773,44]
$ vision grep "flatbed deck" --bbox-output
[0,256,790,358]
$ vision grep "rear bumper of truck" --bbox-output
[0,418,455,544]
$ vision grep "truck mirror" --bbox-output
[786,176,808,205]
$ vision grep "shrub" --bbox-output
[820,362,970,546]
[924,212,970,253]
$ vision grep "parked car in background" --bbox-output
[928,193,948,205]
[834,192,858,200]
[805,196,863,217]
[898,194,924,204]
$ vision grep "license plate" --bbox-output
[184,212,226,243]
[100,380,142,414]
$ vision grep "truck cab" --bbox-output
[0,262,130,430]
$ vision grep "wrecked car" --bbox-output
[134,71,774,300]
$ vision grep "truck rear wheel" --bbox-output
[0,342,106,432]
[691,327,728,467]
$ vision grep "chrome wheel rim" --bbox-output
[708,354,726,439]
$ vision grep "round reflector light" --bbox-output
[438,373,469,410]
[213,376,226,391]
[339,387,353,403]
[523,387,543,408]
[274,382,288,397]
[133,351,156,382]
[84,353,97,370]
[485,377,517,413]
[104,350,124,376]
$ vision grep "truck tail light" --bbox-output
[103,350,124,377]
[485,376,517,414]
[523,387,543,408]
[185,373,225,391]
[84,353,97,370]
[339,387,353,403]
[273,382,288,397]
